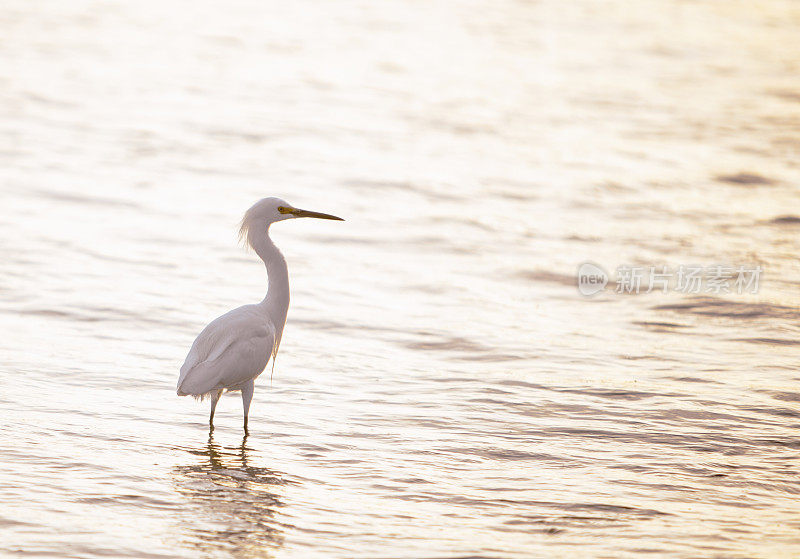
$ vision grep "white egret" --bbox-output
[177,197,343,432]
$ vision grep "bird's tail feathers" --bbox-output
[176,387,217,401]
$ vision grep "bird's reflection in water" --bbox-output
[174,432,291,557]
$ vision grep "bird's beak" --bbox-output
[290,208,344,221]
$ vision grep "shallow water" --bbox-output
[2,0,800,557]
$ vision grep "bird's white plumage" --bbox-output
[176,196,343,431]
[177,305,276,397]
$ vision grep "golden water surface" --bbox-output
[1,1,800,557]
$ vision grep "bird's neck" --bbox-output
[253,230,290,331]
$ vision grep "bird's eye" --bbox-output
[277,206,288,213]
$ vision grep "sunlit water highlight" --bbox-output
[2,0,800,557]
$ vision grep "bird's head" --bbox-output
[239,197,343,247]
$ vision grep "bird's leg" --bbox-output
[209,389,223,429]
[241,379,254,434]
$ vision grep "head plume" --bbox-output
[238,204,260,250]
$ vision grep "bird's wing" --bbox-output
[177,307,275,397]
